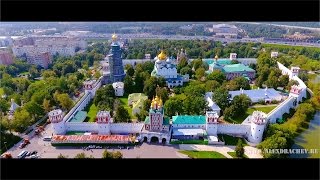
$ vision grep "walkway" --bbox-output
[178,144,263,159]
[251,104,278,108]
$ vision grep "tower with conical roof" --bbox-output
[107,33,125,83]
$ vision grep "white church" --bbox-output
[151,50,189,88]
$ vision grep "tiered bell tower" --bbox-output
[108,33,125,83]
[146,96,164,132]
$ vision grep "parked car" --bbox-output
[30,151,38,155]
[43,136,52,141]
[19,139,30,149]
[17,151,28,159]
[30,154,39,159]
[26,152,32,156]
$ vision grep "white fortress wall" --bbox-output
[266,62,308,123]
[277,62,293,77]
[65,122,98,132]
[110,123,144,134]
[63,92,92,122]
[267,95,295,123]
[217,124,250,135]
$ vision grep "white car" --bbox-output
[30,154,39,159]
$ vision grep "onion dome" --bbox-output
[157,50,167,60]
[112,33,117,41]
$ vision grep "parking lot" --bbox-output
[6,124,187,159]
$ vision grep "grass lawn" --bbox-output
[86,102,99,122]
[66,131,85,135]
[250,84,258,90]
[227,152,249,158]
[218,134,247,146]
[118,95,134,119]
[179,150,227,158]
[228,105,277,124]
[170,139,208,145]
[0,88,4,96]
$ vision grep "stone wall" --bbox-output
[217,124,250,135]
[65,122,98,132]
[267,96,296,123]
[63,93,91,122]
[110,123,144,134]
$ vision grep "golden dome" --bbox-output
[157,50,167,60]
[112,33,117,41]
[215,55,219,59]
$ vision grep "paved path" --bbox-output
[178,144,263,159]
[251,105,278,108]
[179,144,234,158]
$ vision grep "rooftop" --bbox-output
[229,88,282,101]
[172,115,206,124]
[69,111,87,123]
[222,64,255,73]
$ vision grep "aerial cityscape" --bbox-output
[0,22,319,159]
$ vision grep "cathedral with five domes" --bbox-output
[151,50,189,88]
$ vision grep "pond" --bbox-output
[290,111,320,158]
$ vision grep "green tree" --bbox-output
[143,77,158,99]
[113,151,123,159]
[56,93,74,111]
[94,71,102,79]
[226,77,250,91]
[58,154,68,158]
[235,139,245,158]
[278,75,289,88]
[42,99,51,113]
[207,70,226,84]
[12,108,32,132]
[102,150,114,158]
[143,99,152,112]
[114,105,131,123]
[126,65,135,77]
[212,87,230,111]
[28,66,40,79]
[232,94,251,112]
[94,85,115,106]
[195,67,206,81]
[164,94,186,117]
[24,100,44,118]
[180,66,193,77]
[183,95,207,115]
[74,153,87,159]
[0,99,9,113]
[205,80,220,92]
[191,59,203,71]
[223,105,236,121]
[177,57,189,72]
[123,75,134,94]
[286,80,299,91]
[156,87,169,103]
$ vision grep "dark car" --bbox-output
[30,151,38,155]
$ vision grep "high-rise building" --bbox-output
[0,50,14,65]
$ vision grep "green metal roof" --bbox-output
[144,116,150,124]
[69,111,87,122]
[163,117,170,125]
[172,115,206,124]
[222,64,255,73]
[205,59,232,65]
